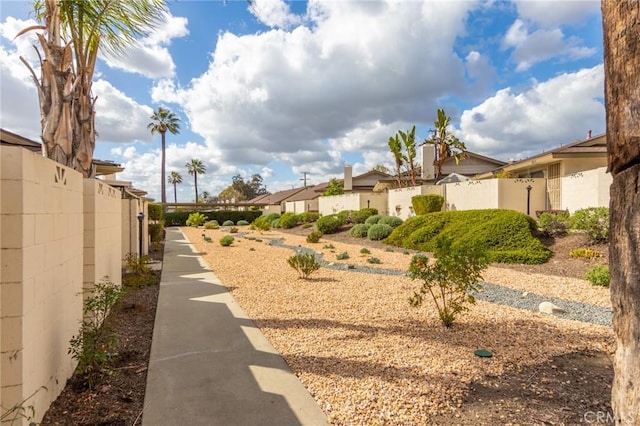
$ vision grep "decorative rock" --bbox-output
[539,301,566,314]
[522,292,529,298]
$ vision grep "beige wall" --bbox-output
[121,198,149,262]
[562,158,608,175]
[318,192,388,216]
[561,167,612,212]
[387,185,443,219]
[84,180,122,294]
[1,147,84,425]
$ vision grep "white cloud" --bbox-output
[248,0,301,29]
[457,65,605,160]
[504,19,595,71]
[514,0,601,27]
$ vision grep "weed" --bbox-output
[336,252,350,260]
[306,231,323,243]
[287,253,320,279]
[367,257,381,264]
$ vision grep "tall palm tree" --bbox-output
[18,0,166,177]
[399,126,418,186]
[423,109,467,180]
[186,159,206,203]
[388,133,405,188]
[149,107,181,209]
[168,171,182,204]
[602,2,640,420]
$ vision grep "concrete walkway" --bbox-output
[143,228,329,426]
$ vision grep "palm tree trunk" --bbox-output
[173,182,177,204]
[602,1,640,423]
[161,132,167,209]
[194,173,198,203]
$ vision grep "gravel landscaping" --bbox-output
[183,226,614,425]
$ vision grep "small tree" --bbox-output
[399,126,418,186]
[408,237,487,327]
[388,133,405,187]
[168,171,183,204]
[423,109,467,180]
[322,178,344,196]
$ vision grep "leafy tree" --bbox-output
[228,173,269,200]
[388,133,404,187]
[218,185,244,202]
[399,126,418,186]
[168,171,182,204]
[149,107,181,209]
[423,109,467,180]
[371,164,390,174]
[18,0,166,177]
[322,178,344,196]
[185,159,205,203]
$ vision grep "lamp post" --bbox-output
[526,185,532,216]
[367,200,370,208]
[137,212,144,258]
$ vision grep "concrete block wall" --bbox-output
[1,147,84,425]
[83,179,122,295]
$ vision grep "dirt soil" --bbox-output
[41,228,613,426]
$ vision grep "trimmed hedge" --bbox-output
[368,223,394,240]
[148,223,164,242]
[364,214,383,226]
[316,214,346,234]
[378,215,404,228]
[384,209,551,264]
[352,208,378,224]
[412,194,444,215]
[279,212,299,229]
[298,212,320,223]
[164,210,262,226]
[349,223,370,238]
[148,203,163,221]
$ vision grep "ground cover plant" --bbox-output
[287,253,320,278]
[385,209,551,264]
[186,212,207,227]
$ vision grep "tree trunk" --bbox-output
[161,132,167,209]
[194,174,198,203]
[602,1,640,423]
[173,182,177,204]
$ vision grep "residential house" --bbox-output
[284,182,329,213]
[248,187,307,215]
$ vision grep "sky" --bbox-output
[0,0,605,202]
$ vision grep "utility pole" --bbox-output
[300,172,310,187]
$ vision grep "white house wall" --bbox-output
[387,185,443,219]
[319,193,360,215]
[561,167,611,213]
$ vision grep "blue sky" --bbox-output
[0,0,604,202]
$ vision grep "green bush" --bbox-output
[186,212,207,227]
[367,223,394,241]
[385,209,551,264]
[538,211,570,237]
[163,210,261,226]
[367,257,381,264]
[229,227,239,234]
[222,220,234,226]
[279,212,299,229]
[360,248,371,254]
[237,220,249,226]
[298,212,320,223]
[337,210,354,224]
[251,216,271,231]
[302,223,313,229]
[306,231,322,243]
[271,219,281,228]
[148,203,163,221]
[316,214,346,234]
[264,213,281,222]
[364,214,383,226]
[204,220,220,230]
[219,235,234,246]
[287,253,320,279]
[585,265,610,287]
[352,208,378,224]
[570,207,609,243]
[412,194,444,215]
[569,248,602,259]
[148,223,164,242]
[349,223,370,238]
[378,215,404,228]
[336,252,350,260]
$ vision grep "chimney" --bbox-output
[587,129,592,139]
[344,164,353,191]
[421,145,435,180]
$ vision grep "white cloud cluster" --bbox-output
[513,0,601,27]
[248,0,301,29]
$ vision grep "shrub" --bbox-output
[412,194,444,215]
[378,215,404,228]
[251,216,271,231]
[164,210,261,226]
[148,223,164,242]
[367,257,381,264]
[336,252,350,260]
[337,210,355,224]
[323,244,335,249]
[352,208,378,224]
[569,248,603,259]
[204,220,220,230]
[349,223,370,238]
[302,223,313,229]
[585,265,610,287]
[306,231,323,243]
[222,220,235,226]
[408,237,488,327]
[279,212,299,229]
[367,223,394,241]
[538,211,570,237]
[264,213,281,222]
[385,209,551,264]
[287,253,320,279]
[186,212,207,227]
[148,203,163,221]
[365,214,383,226]
[69,277,125,389]
[360,248,371,254]
[229,227,239,234]
[237,220,250,226]
[219,235,234,246]
[271,219,281,228]
[570,207,609,243]
[316,214,346,234]
[298,212,320,223]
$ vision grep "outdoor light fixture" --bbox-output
[526,185,533,215]
[137,212,144,258]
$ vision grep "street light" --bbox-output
[526,185,532,216]
[137,212,144,258]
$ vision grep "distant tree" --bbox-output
[185,159,205,203]
[423,109,467,180]
[388,133,405,187]
[322,178,344,196]
[399,126,418,186]
[249,174,269,196]
[149,107,181,210]
[226,173,269,201]
[371,164,391,174]
[218,185,244,202]
[168,171,182,204]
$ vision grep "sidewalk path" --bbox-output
[143,228,329,426]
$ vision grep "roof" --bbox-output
[285,182,330,202]
[255,187,307,204]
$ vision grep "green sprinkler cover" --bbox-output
[474,349,493,358]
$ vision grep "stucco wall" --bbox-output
[497,178,547,216]
[84,180,122,294]
[359,192,388,216]
[562,158,608,175]
[387,185,443,219]
[1,147,84,425]
[319,193,360,215]
[561,167,612,212]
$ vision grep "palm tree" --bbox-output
[148,107,180,209]
[18,0,166,177]
[388,133,405,188]
[423,109,467,180]
[602,2,640,420]
[168,171,182,204]
[399,126,418,186]
[186,159,206,203]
